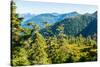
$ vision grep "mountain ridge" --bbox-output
[40,11,97,37]
[21,12,80,28]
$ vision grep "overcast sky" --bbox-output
[14,0,98,14]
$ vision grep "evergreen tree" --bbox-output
[27,23,50,64]
[11,1,24,47]
[11,1,30,66]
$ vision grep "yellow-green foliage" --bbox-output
[11,47,30,66]
[28,32,50,65]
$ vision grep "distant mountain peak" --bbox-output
[51,13,59,16]
[94,11,97,13]
[93,11,97,15]
[70,11,78,14]
[37,13,57,17]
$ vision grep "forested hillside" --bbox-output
[78,12,97,36]
[11,1,97,66]
[41,12,97,36]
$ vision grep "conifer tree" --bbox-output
[11,1,30,66]
[27,23,50,64]
[11,1,24,47]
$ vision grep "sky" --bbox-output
[14,0,98,14]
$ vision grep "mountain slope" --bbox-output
[41,12,97,36]
[78,11,97,36]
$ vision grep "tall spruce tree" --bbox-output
[27,23,50,64]
[11,1,30,66]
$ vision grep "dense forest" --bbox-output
[11,1,97,66]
